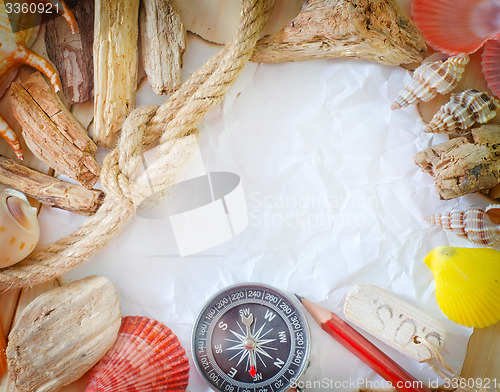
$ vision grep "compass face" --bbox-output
[192,283,310,392]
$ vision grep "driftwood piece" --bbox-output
[6,276,121,392]
[344,284,446,363]
[10,72,99,189]
[140,0,186,95]
[94,0,140,148]
[251,0,427,66]
[0,280,60,392]
[0,155,104,215]
[414,125,500,199]
[44,0,94,104]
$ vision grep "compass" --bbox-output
[192,283,310,392]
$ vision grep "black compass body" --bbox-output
[192,283,310,392]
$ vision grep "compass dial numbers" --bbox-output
[193,285,310,392]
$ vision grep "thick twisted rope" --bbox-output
[0,0,274,290]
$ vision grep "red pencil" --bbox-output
[296,295,432,392]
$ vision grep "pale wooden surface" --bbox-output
[462,324,500,381]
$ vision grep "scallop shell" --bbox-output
[0,188,39,268]
[424,89,500,133]
[481,38,500,99]
[424,246,500,328]
[425,205,500,246]
[85,316,190,392]
[391,54,470,110]
[411,0,500,55]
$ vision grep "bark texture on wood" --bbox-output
[94,0,139,148]
[0,155,103,215]
[44,0,94,104]
[251,0,427,66]
[10,72,99,189]
[140,0,186,95]
[6,276,121,392]
[414,125,500,199]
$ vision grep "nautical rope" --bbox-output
[0,0,275,290]
[415,335,487,392]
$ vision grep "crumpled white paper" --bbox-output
[38,35,481,391]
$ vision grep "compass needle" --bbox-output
[192,284,310,392]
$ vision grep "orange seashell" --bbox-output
[412,0,500,55]
[0,0,77,159]
[424,89,500,133]
[85,316,190,392]
[425,205,500,246]
[482,37,500,99]
[391,53,469,110]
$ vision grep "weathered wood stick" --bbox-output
[94,0,140,148]
[10,72,99,189]
[44,0,94,104]
[0,155,103,215]
[140,0,186,95]
[414,125,500,199]
[344,285,446,363]
[251,0,427,66]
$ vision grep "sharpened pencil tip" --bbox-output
[294,293,304,303]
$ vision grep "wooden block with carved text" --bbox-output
[344,284,446,363]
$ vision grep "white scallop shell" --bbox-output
[424,89,500,133]
[425,205,500,246]
[391,53,469,110]
[0,188,40,267]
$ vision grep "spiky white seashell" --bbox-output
[391,53,469,110]
[424,89,500,133]
[425,205,500,246]
[0,188,39,267]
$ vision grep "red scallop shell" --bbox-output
[85,316,190,392]
[411,0,500,54]
[482,38,500,98]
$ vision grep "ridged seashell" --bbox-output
[426,205,500,246]
[424,89,500,133]
[482,38,500,99]
[391,54,470,110]
[424,246,500,328]
[412,0,500,55]
[0,188,39,268]
[85,316,190,392]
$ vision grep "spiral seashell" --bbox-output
[391,53,469,110]
[425,205,500,246]
[0,188,39,268]
[85,316,190,392]
[424,89,500,133]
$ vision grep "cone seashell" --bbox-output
[426,205,500,246]
[424,89,500,133]
[85,316,190,392]
[482,38,500,99]
[424,246,500,328]
[391,54,469,110]
[0,188,39,268]
[412,0,500,55]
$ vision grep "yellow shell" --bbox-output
[0,188,39,268]
[424,246,500,328]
